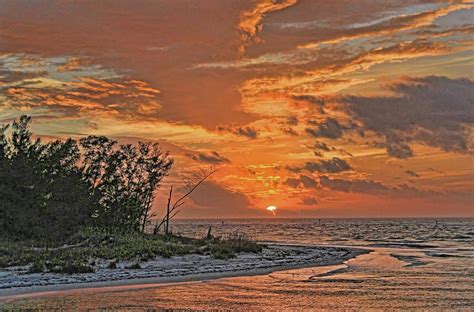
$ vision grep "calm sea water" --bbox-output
[3,218,474,310]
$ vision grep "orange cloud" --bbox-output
[1,1,473,217]
[238,0,298,56]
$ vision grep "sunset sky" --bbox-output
[1,0,473,218]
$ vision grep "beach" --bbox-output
[0,244,367,298]
[1,218,473,310]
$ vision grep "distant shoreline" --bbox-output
[170,217,474,221]
[0,244,369,300]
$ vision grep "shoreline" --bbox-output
[0,244,369,300]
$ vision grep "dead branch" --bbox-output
[157,167,216,234]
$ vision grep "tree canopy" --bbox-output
[0,116,173,243]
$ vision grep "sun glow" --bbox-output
[266,205,277,216]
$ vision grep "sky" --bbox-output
[0,0,473,218]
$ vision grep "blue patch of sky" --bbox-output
[434,6,474,28]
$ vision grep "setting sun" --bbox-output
[266,205,277,216]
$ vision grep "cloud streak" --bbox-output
[286,157,352,174]
[238,0,298,56]
[185,151,231,165]
[217,125,259,139]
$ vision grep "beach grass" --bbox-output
[0,229,263,274]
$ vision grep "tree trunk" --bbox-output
[165,186,173,235]
[141,191,152,234]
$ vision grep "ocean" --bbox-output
[3,218,474,310]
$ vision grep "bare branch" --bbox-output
[169,209,180,220]
[156,167,216,235]
[171,168,216,210]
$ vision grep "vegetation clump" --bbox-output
[0,115,173,243]
[208,232,263,260]
[0,116,263,274]
[28,261,44,273]
[0,229,262,274]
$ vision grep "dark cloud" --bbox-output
[292,95,325,114]
[300,174,318,188]
[283,174,318,188]
[319,175,389,194]
[308,141,353,157]
[292,95,325,106]
[314,141,331,152]
[0,69,47,84]
[217,125,258,139]
[405,170,419,178]
[283,177,303,188]
[287,115,299,126]
[300,196,318,206]
[280,127,298,136]
[286,157,351,173]
[235,126,258,139]
[342,76,474,156]
[305,118,344,139]
[386,134,414,159]
[313,150,324,157]
[283,172,432,197]
[319,176,430,197]
[312,140,332,156]
[185,151,231,164]
[338,149,353,157]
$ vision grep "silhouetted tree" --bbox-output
[79,137,173,233]
[0,115,173,242]
[135,142,174,232]
[0,116,95,242]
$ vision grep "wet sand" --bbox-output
[3,246,472,311]
[0,244,368,299]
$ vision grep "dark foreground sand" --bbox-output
[0,244,369,299]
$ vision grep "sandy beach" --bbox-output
[2,219,473,310]
[0,244,368,299]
